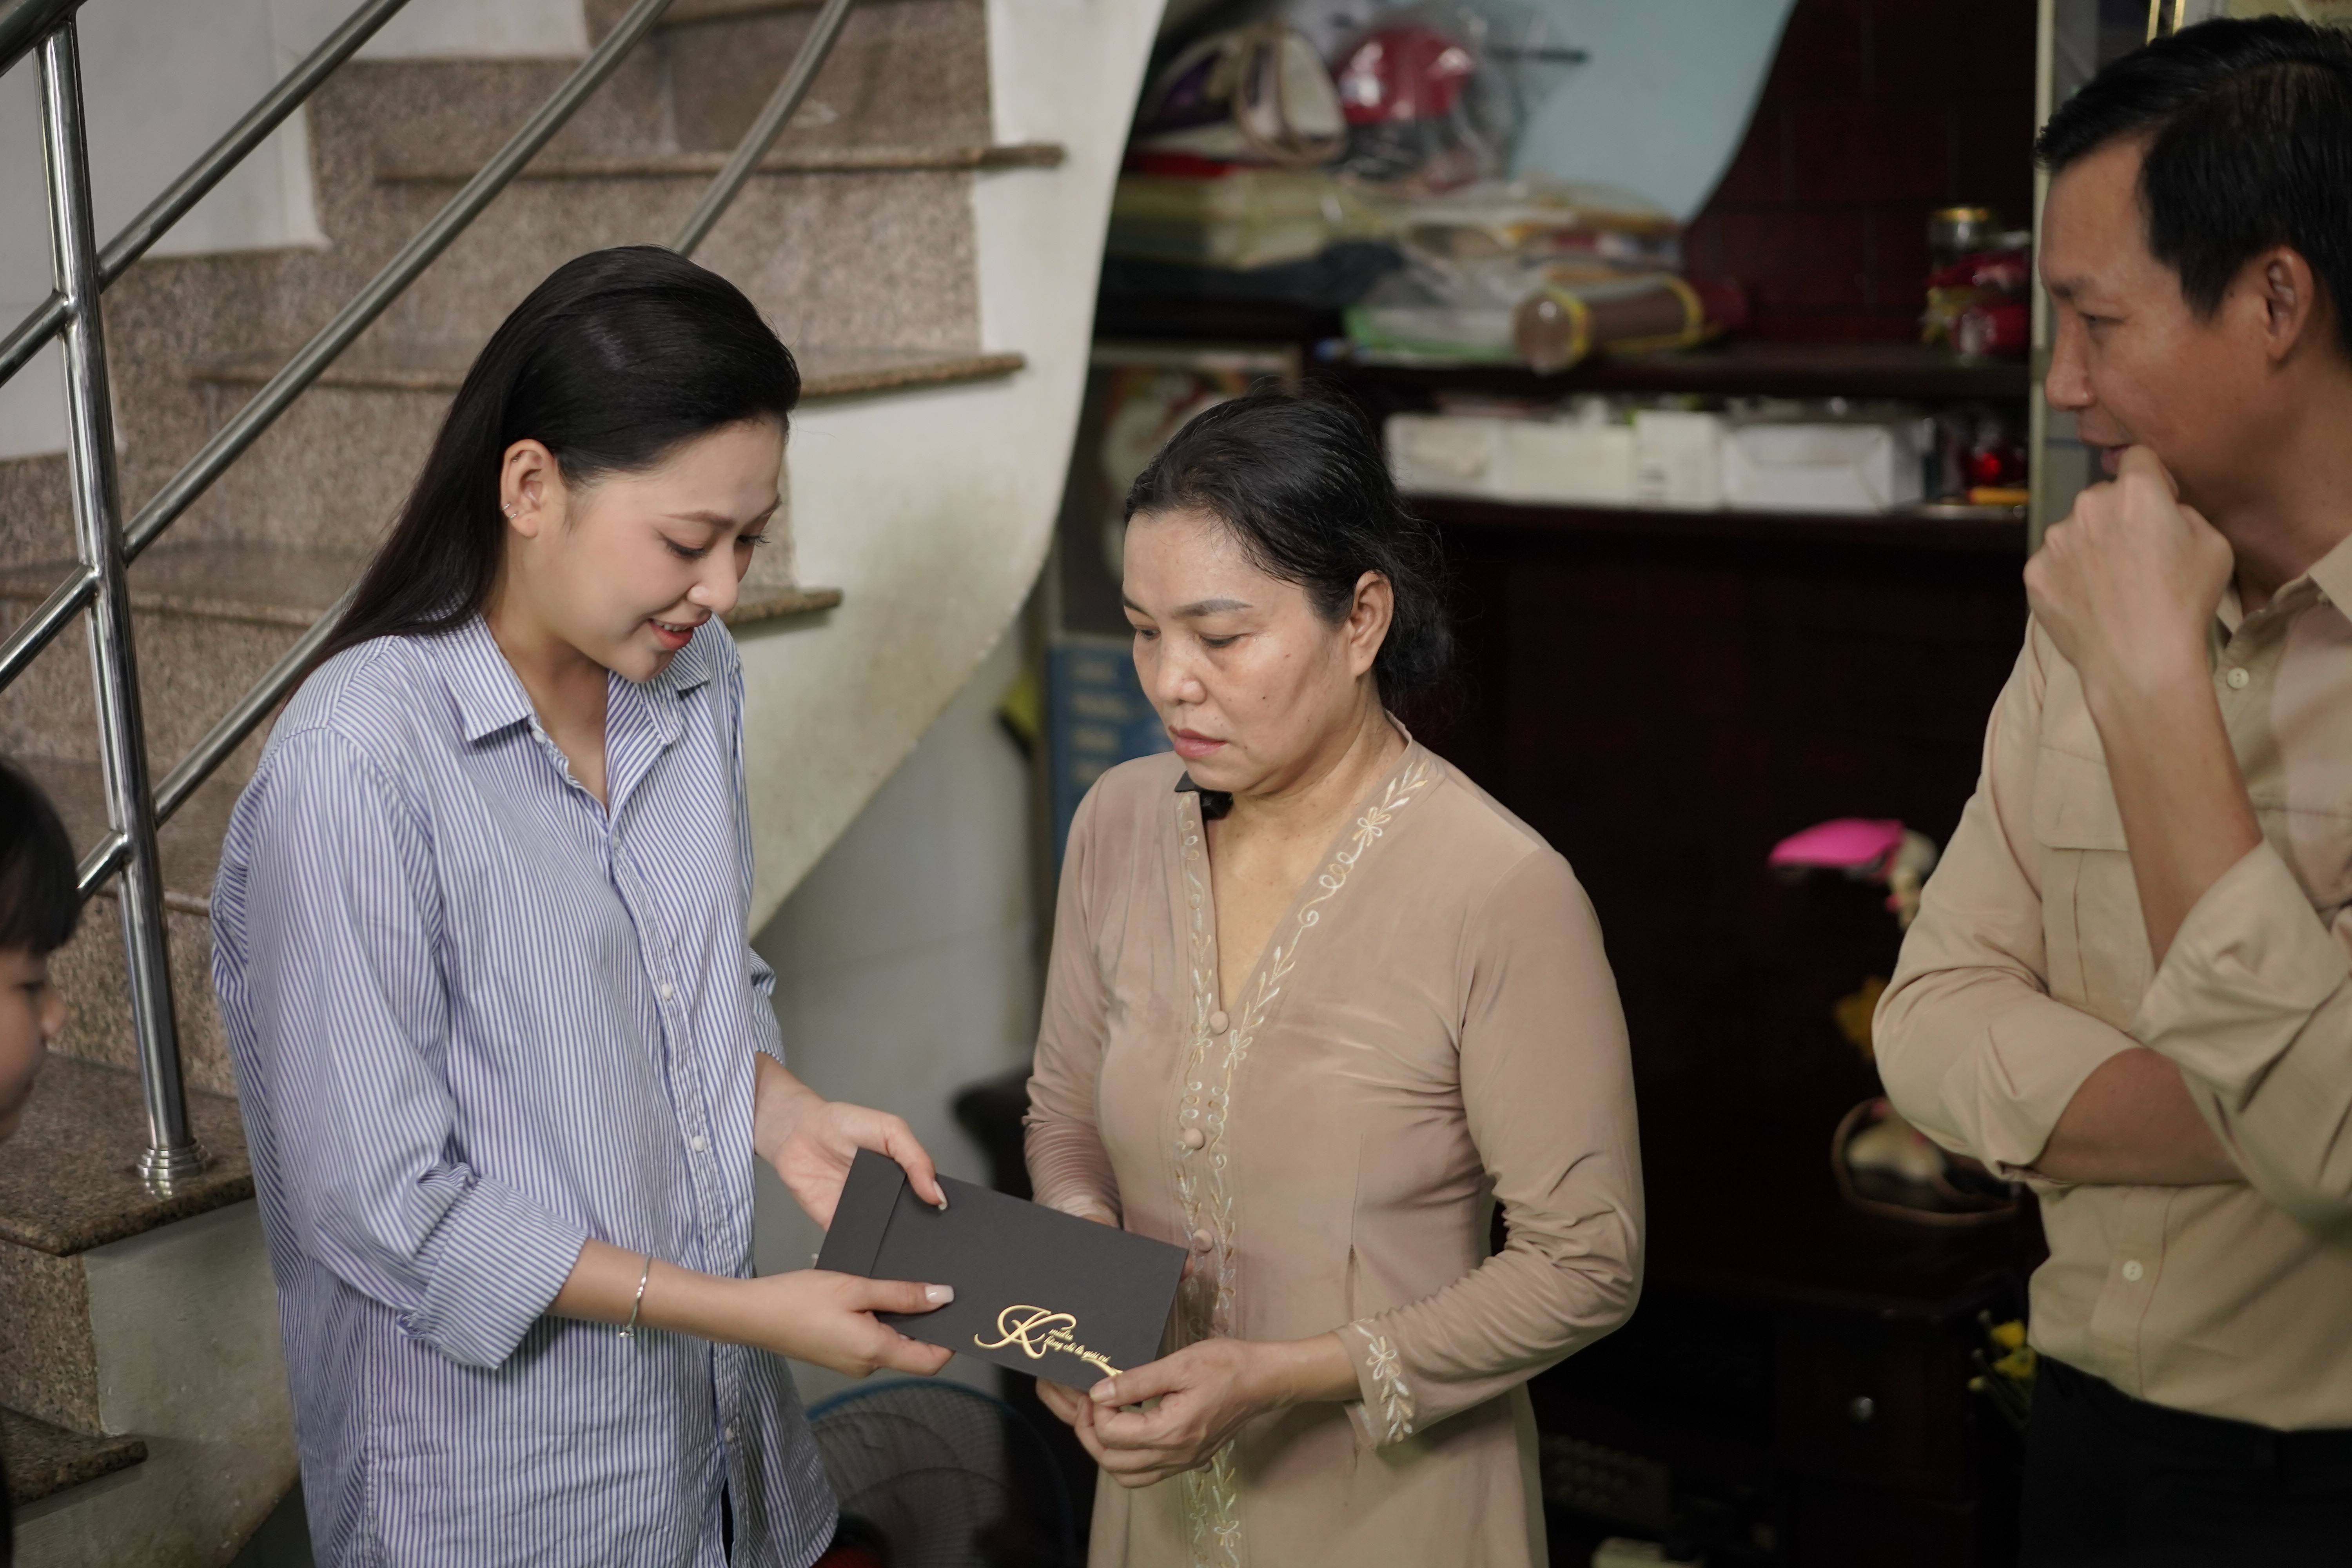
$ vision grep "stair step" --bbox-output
[0,544,370,633]
[0,1056,251,1257]
[2,537,840,651]
[191,343,1025,405]
[1,1407,147,1506]
[654,0,988,155]
[375,140,1063,183]
[797,346,1027,400]
[659,0,929,22]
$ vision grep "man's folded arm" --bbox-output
[1875,628,2227,1185]
[2132,844,2352,1223]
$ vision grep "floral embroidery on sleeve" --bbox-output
[1355,1323,1417,1444]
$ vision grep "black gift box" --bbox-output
[816,1148,1186,1389]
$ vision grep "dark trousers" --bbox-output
[2022,1356,2352,1566]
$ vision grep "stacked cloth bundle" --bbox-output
[1103,0,1747,369]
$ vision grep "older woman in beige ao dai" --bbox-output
[1024,392,1645,1568]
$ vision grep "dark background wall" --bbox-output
[1682,0,2040,341]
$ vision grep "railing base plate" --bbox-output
[137,1140,211,1193]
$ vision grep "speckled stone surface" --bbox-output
[0,454,72,573]
[0,1408,145,1504]
[193,384,453,553]
[0,1245,97,1431]
[377,141,1057,180]
[44,898,231,1098]
[0,543,366,628]
[0,585,307,781]
[377,165,978,354]
[0,1057,251,1257]
[662,0,989,152]
[797,346,1022,400]
[18,753,238,1094]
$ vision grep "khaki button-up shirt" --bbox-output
[1876,538,2352,1431]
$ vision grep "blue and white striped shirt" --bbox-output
[212,615,833,1568]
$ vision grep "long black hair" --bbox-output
[1123,388,1451,702]
[0,759,78,956]
[316,245,801,665]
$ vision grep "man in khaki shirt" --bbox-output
[1875,18,2352,1564]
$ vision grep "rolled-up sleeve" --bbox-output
[2132,843,2352,1225]
[1340,850,1643,1444]
[1874,627,2140,1177]
[236,730,588,1368]
[1024,787,1122,1225]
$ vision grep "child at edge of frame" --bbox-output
[0,758,82,1567]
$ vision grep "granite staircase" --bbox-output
[0,0,1158,1559]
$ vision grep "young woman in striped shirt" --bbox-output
[213,246,950,1566]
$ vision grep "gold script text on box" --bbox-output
[974,1305,1125,1377]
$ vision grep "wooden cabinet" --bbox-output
[1529,1194,2034,1568]
[1776,1316,1975,1498]
[1390,450,2043,1566]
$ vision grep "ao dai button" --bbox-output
[1209,1010,1230,1034]
[1190,1229,1213,1252]
[1181,1127,1207,1150]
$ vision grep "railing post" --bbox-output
[38,17,206,1189]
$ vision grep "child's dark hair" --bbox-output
[0,760,79,955]
[1123,389,1451,702]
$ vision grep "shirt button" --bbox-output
[1189,1228,1213,1252]
[2225,667,2250,689]
[723,1425,737,1443]
[1209,1010,1230,1034]
[689,1135,708,1154]
[1181,1127,1207,1150]
[2122,1259,2145,1283]
[657,982,675,1001]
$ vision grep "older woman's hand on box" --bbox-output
[1056,1334,1358,1488]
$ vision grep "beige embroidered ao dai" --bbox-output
[1024,740,1644,1568]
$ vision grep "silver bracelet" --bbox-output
[619,1252,653,1340]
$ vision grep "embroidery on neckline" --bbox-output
[1170,753,1437,1568]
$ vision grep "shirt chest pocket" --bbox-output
[2031,746,2150,1029]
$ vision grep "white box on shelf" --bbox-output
[1632,410,1726,510]
[1387,412,1506,499]
[1387,412,1636,505]
[1497,419,1636,504]
[1721,418,1929,513]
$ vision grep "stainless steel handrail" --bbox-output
[3,0,864,1187]
[672,0,858,255]
[0,0,416,390]
[1,0,680,696]
[0,0,76,79]
[120,0,685,565]
[69,0,870,857]
[74,582,360,898]
[0,561,94,693]
[0,0,418,694]
[37,18,201,1185]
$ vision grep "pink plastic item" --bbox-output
[1768,818,1907,872]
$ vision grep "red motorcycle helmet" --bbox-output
[1334,24,1479,125]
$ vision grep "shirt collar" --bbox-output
[430,613,719,745]
[436,615,537,743]
[2301,530,2352,617]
